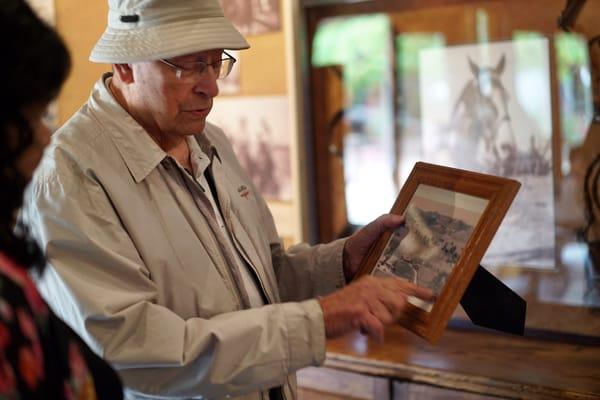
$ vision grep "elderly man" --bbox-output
[21,0,432,399]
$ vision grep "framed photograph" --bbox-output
[26,0,60,131]
[220,0,281,36]
[26,0,55,25]
[355,162,520,343]
[416,37,555,270]
[207,96,292,201]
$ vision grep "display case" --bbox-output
[298,0,600,340]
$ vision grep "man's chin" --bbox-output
[183,120,206,135]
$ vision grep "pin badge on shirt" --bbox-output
[237,185,250,199]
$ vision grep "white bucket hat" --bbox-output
[90,0,250,63]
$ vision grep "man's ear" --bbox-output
[113,63,134,84]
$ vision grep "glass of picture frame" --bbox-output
[354,162,520,343]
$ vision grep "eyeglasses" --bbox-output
[159,51,236,81]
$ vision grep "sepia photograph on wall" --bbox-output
[417,37,555,270]
[26,0,55,25]
[207,96,292,202]
[219,0,281,36]
[26,0,60,131]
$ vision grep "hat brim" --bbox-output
[90,16,250,63]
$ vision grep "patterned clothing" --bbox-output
[0,252,123,399]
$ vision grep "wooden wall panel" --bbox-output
[55,0,109,123]
[310,66,349,242]
[241,33,287,95]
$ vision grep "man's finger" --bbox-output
[364,214,405,238]
[394,280,435,301]
[359,312,384,343]
[366,297,395,325]
[379,214,405,230]
[377,277,435,302]
[377,291,406,319]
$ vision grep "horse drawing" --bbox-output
[447,54,520,174]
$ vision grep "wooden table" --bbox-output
[324,326,600,399]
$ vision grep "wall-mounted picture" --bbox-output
[418,37,555,270]
[26,0,60,131]
[356,162,520,343]
[207,96,292,201]
[26,0,55,25]
[372,184,489,312]
[219,0,281,36]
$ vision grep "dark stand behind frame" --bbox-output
[460,265,526,336]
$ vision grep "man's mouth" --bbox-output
[185,107,210,117]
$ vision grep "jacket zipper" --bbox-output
[226,214,273,305]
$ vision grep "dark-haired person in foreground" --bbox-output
[0,1,123,398]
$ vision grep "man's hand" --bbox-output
[343,214,405,281]
[318,275,434,342]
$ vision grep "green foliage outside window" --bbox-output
[312,14,391,104]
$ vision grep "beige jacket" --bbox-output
[21,74,345,399]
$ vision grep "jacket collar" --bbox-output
[193,131,222,165]
[88,73,220,183]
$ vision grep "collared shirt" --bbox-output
[21,73,346,400]
[187,136,265,307]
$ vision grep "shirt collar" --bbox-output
[89,73,165,183]
[195,132,221,162]
[89,73,221,183]
[187,136,209,179]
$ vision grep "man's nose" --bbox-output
[193,68,219,98]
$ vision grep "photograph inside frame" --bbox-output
[371,184,490,312]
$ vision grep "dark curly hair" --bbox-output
[0,0,70,270]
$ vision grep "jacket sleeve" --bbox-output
[270,239,347,302]
[257,192,347,303]
[21,155,326,399]
[208,123,347,303]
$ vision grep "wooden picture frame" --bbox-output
[354,162,521,343]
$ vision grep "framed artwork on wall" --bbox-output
[220,0,281,36]
[207,96,293,202]
[417,37,555,270]
[26,0,55,25]
[26,0,60,131]
[355,162,520,343]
